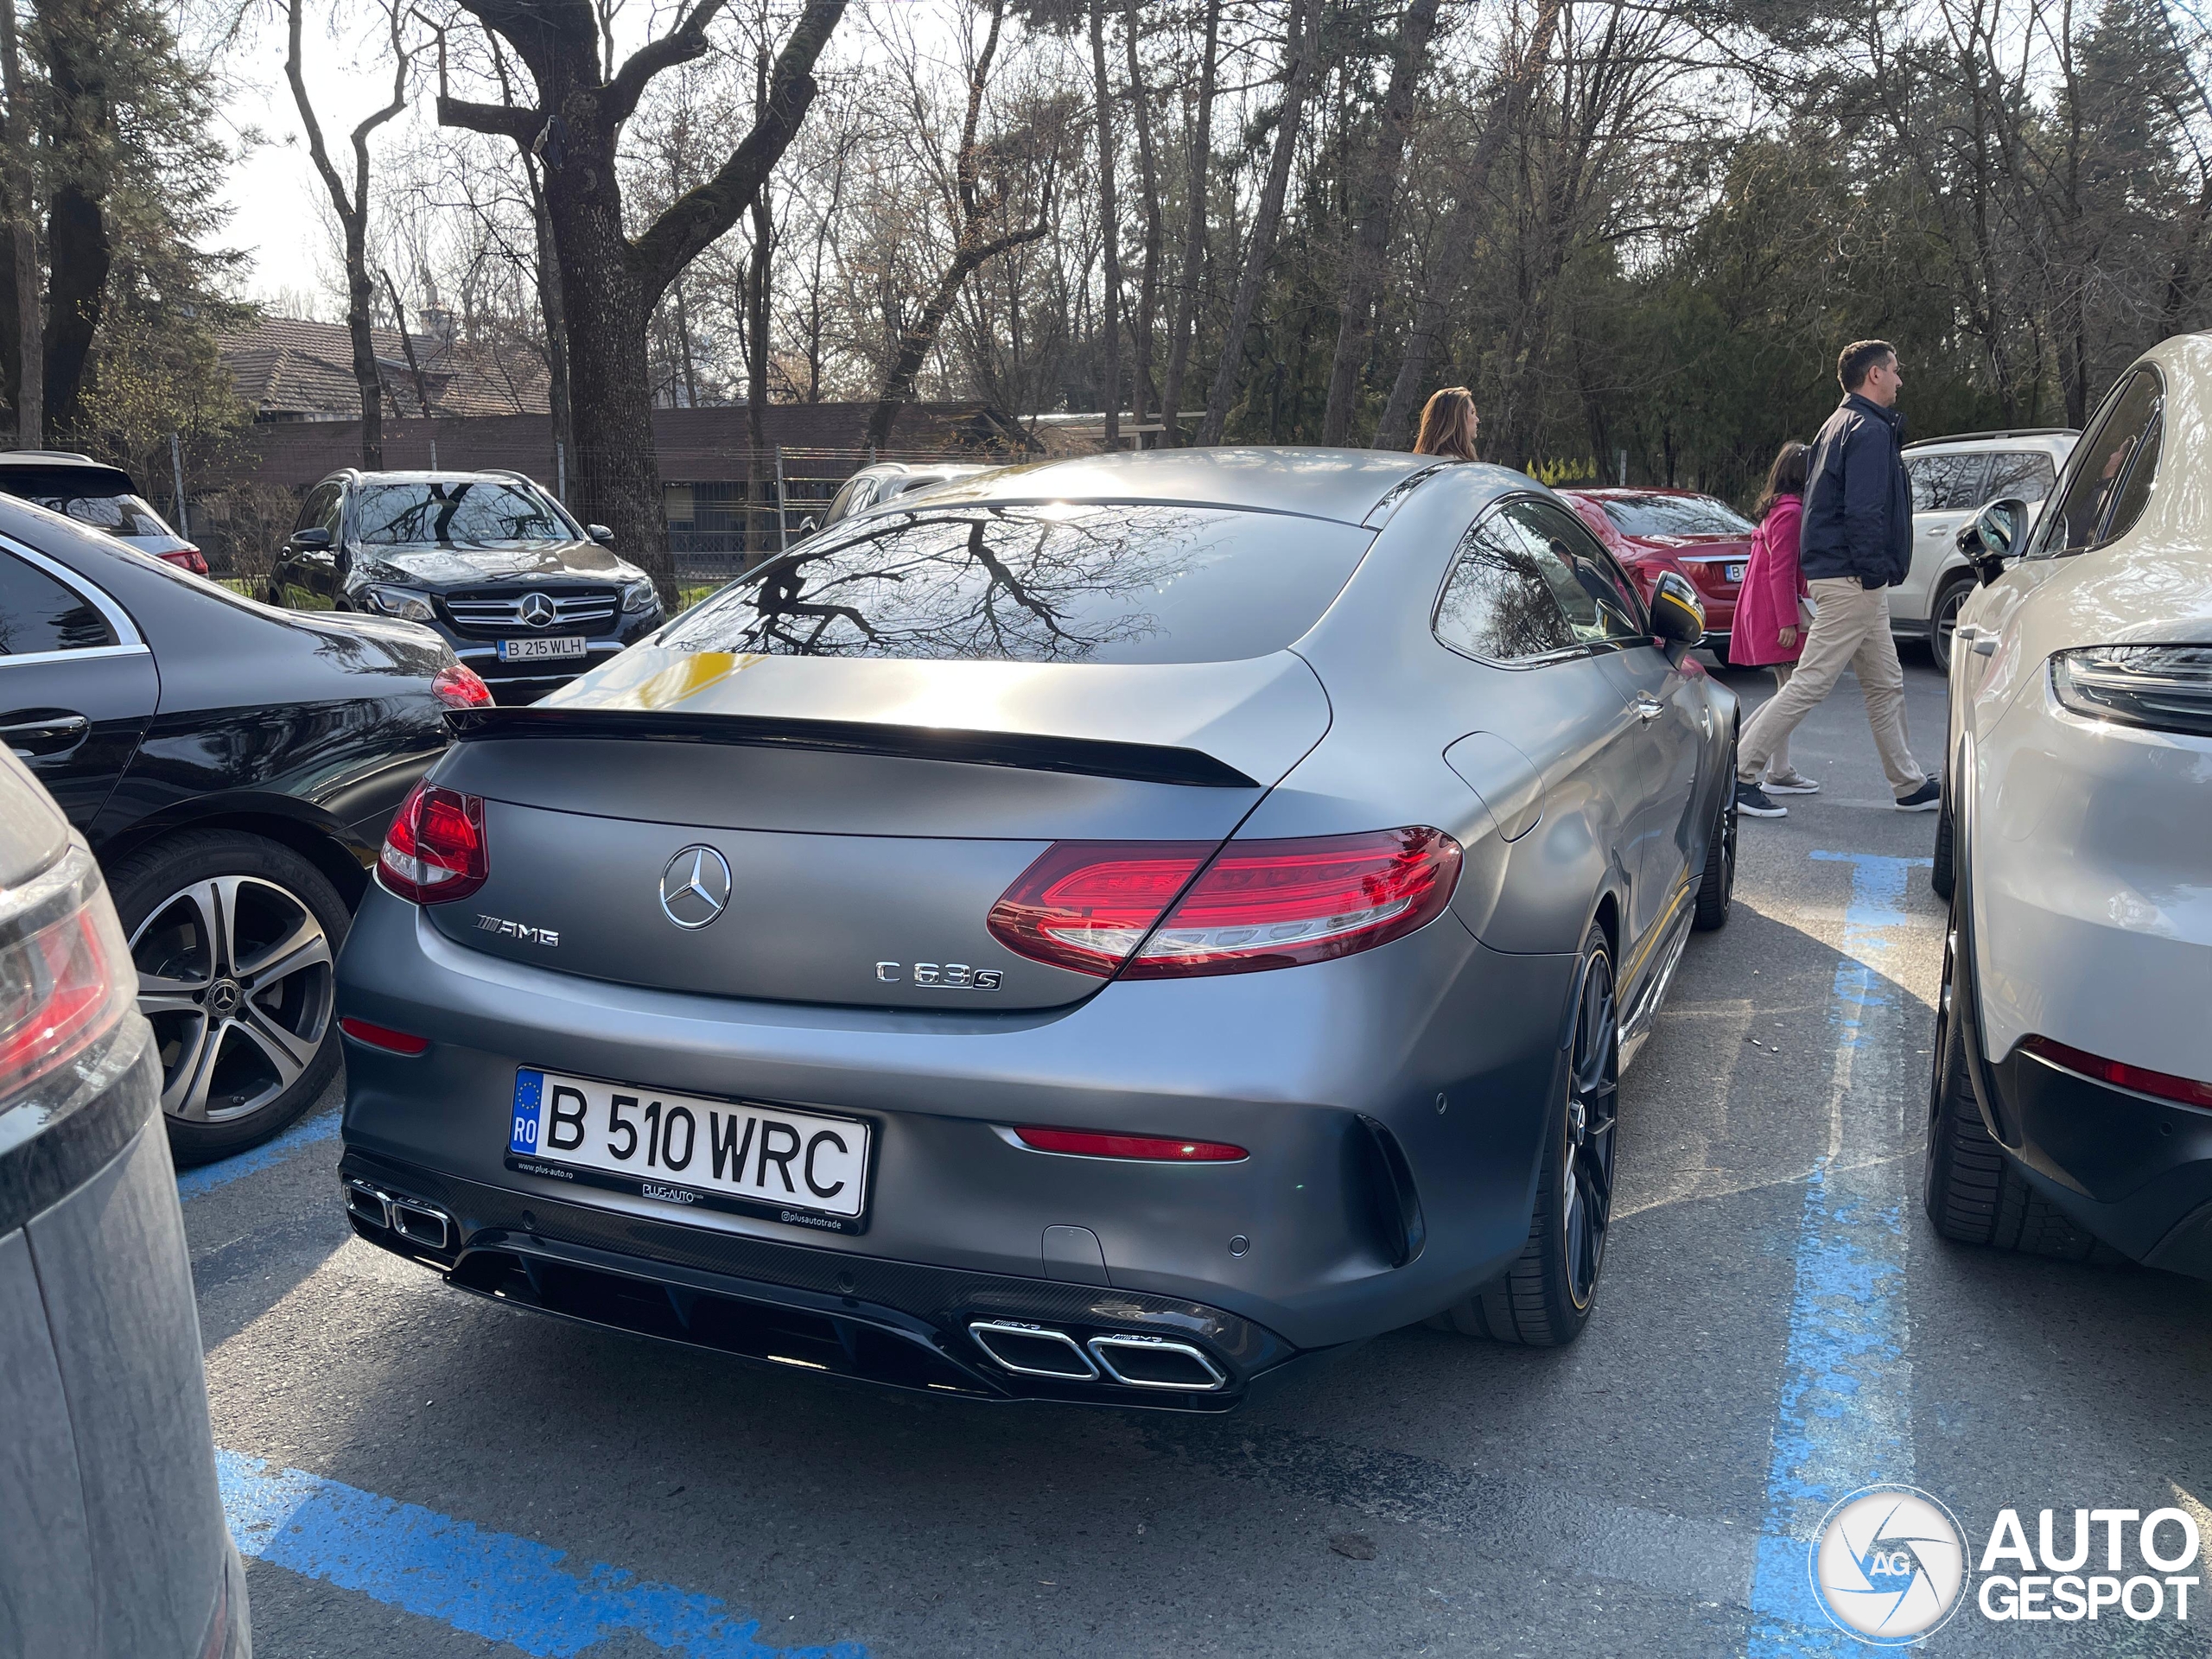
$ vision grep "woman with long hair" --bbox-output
[1412,387,1479,461]
[1732,439,1818,798]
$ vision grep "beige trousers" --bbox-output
[1738,578,1924,796]
[1763,663,1795,779]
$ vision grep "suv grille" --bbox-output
[442,587,620,637]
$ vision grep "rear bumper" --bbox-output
[335,887,1578,1368]
[1988,1045,2212,1277]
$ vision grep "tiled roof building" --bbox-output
[219,315,551,422]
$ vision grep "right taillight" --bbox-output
[987,828,1461,980]
[2050,645,2212,736]
[378,780,488,905]
[2023,1035,2212,1109]
[0,843,136,1103]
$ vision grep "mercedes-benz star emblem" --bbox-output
[658,845,733,930]
[518,591,557,628]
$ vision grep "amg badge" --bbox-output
[477,913,559,947]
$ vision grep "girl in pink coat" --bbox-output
[1731,441,1818,792]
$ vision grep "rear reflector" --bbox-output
[339,1017,429,1055]
[2022,1035,2212,1109]
[377,780,489,905]
[1014,1126,1247,1161]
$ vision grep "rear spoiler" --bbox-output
[444,706,1260,789]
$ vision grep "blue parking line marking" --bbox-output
[1745,852,1933,1655]
[175,1110,341,1201]
[219,1449,868,1658]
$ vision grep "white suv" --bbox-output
[1896,429,2076,671]
[1924,335,2212,1278]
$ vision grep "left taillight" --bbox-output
[157,545,209,575]
[0,843,136,1103]
[378,780,488,905]
[988,828,1462,980]
[430,664,493,709]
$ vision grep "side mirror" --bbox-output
[290,526,332,551]
[1956,496,2027,583]
[1649,569,1706,660]
[587,524,615,546]
[797,515,820,537]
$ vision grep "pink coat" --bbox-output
[1731,494,1808,665]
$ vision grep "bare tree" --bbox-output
[863,0,1051,448]
[1090,0,1121,448]
[1122,0,1162,429]
[1198,0,1325,446]
[1320,0,1440,445]
[437,0,846,598]
[1158,0,1221,444]
[287,0,413,467]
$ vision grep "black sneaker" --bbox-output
[1736,781,1787,818]
[1895,778,1942,811]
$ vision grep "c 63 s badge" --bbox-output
[478,913,560,947]
[874,962,1001,989]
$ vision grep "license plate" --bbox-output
[1724,563,1746,584]
[498,635,587,662]
[505,1068,873,1234]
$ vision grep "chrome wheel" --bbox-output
[1562,950,1619,1308]
[130,875,335,1122]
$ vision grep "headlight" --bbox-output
[364,585,436,624]
[620,579,660,614]
[2050,645,2212,737]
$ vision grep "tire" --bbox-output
[1927,575,1976,676]
[1432,923,1618,1345]
[1923,907,2116,1262]
[1693,728,1737,931]
[105,830,350,1167]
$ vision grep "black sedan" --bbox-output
[268,469,664,702]
[0,493,468,1161]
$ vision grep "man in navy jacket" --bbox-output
[1735,340,1939,817]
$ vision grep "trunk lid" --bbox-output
[423,648,1332,1011]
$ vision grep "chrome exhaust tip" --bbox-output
[389,1199,454,1251]
[1086,1333,1227,1391]
[967,1320,1100,1381]
[343,1179,391,1230]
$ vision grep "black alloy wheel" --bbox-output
[1431,923,1619,1345]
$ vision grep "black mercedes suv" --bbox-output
[267,468,665,702]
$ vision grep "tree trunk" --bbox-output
[1090,1,1121,449]
[746,81,772,568]
[41,183,105,435]
[524,156,574,493]
[344,219,385,467]
[1319,0,1440,446]
[1197,0,1324,448]
[1158,0,1220,446]
[0,0,41,447]
[1371,0,1560,449]
[1122,0,1161,432]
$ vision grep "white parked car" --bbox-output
[812,462,990,532]
[1925,335,2211,1278]
[1896,429,2076,671]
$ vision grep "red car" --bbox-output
[1561,488,1755,658]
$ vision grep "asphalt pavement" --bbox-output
[178,652,2212,1657]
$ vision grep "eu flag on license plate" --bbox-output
[510,1070,545,1154]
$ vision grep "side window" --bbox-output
[0,550,117,656]
[2028,370,2162,558]
[1983,450,2057,504]
[1494,499,1647,646]
[1905,453,1993,512]
[318,484,346,537]
[1434,520,1576,663]
[293,484,336,538]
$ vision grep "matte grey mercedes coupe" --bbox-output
[333,448,1737,1410]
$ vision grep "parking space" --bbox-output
[178,656,2212,1657]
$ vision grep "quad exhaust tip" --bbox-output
[344,1179,454,1252]
[967,1320,1226,1391]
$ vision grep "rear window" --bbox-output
[353,480,573,547]
[35,492,176,537]
[659,503,1372,664]
[1595,495,1752,537]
